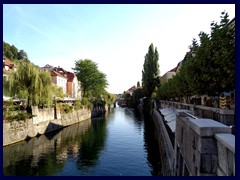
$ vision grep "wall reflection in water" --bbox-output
[3,118,107,176]
[4,108,162,176]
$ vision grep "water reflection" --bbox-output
[123,108,144,134]
[76,116,107,171]
[3,107,162,176]
[143,113,162,176]
[3,119,92,176]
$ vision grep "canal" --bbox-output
[3,106,162,176]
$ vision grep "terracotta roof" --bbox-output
[3,57,15,67]
[128,85,136,92]
[51,70,67,79]
[3,56,16,73]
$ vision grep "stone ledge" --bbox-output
[215,133,235,153]
[188,119,231,137]
[175,109,192,117]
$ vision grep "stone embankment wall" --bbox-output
[152,109,174,176]
[152,101,235,176]
[3,105,107,146]
[3,119,91,172]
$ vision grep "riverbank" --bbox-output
[3,105,108,146]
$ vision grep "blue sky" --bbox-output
[3,4,235,94]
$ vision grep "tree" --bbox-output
[209,11,235,94]
[137,81,140,88]
[10,45,18,60]
[102,91,117,106]
[132,88,145,107]
[38,70,54,107]
[51,84,66,99]
[17,50,28,60]
[4,60,53,113]
[4,42,14,60]
[73,59,108,99]
[157,11,235,101]
[142,43,160,98]
[190,11,234,96]
[3,41,29,61]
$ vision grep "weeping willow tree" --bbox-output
[4,60,53,113]
[51,84,66,99]
[38,70,54,107]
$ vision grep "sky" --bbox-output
[3,4,235,94]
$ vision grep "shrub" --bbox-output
[4,112,34,121]
[64,105,73,114]
[56,103,73,114]
[81,97,93,110]
[74,100,83,110]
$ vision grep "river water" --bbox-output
[3,106,162,176]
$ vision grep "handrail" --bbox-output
[183,112,198,119]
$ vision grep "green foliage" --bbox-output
[3,41,29,61]
[3,100,20,111]
[52,84,66,99]
[4,60,53,113]
[3,76,12,97]
[17,50,28,60]
[102,91,116,106]
[73,59,108,99]
[38,70,53,107]
[189,11,234,95]
[3,100,34,121]
[137,81,140,88]
[56,103,73,114]
[123,88,145,108]
[81,97,90,106]
[142,43,160,97]
[81,97,93,109]
[64,105,73,114]
[8,113,34,121]
[74,100,83,110]
[157,11,235,100]
[132,88,145,106]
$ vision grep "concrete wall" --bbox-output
[3,107,92,146]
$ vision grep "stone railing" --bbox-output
[215,133,235,176]
[159,100,235,126]
[150,100,235,176]
[174,110,235,176]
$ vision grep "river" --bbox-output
[3,106,162,176]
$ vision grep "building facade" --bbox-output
[41,64,81,99]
